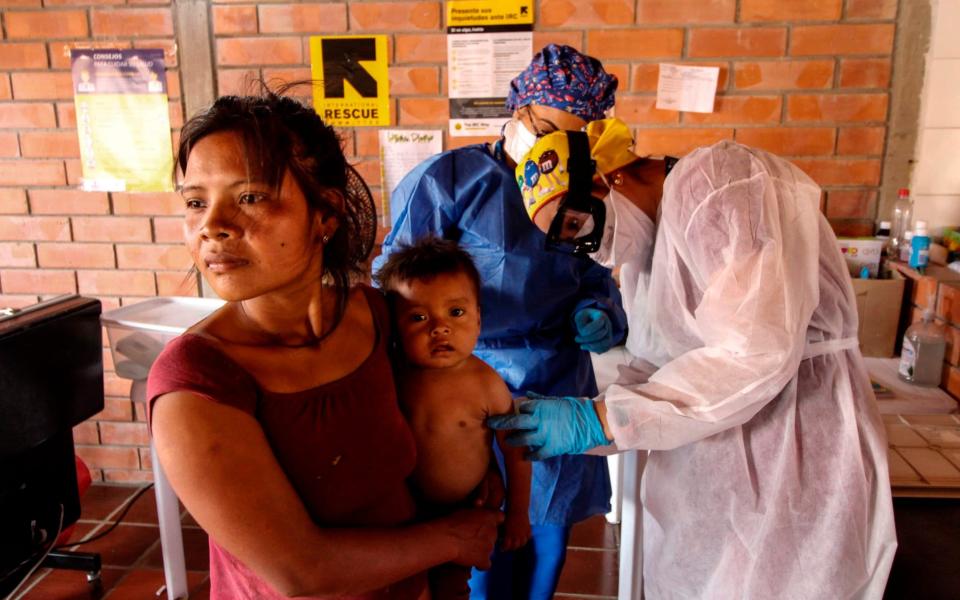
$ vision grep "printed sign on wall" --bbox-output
[71,49,174,192]
[446,0,534,136]
[310,35,390,127]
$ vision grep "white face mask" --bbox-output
[503,118,539,164]
[588,187,656,270]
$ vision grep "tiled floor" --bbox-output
[11,484,619,599]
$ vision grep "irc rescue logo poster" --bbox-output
[310,35,390,127]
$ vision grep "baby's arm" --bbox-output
[488,372,531,551]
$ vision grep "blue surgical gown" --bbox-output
[373,144,626,525]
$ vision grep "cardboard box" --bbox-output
[852,277,906,358]
[838,238,884,278]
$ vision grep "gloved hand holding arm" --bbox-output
[570,261,627,354]
[487,392,613,460]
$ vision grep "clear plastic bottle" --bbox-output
[889,188,913,259]
[898,309,946,386]
[899,230,914,262]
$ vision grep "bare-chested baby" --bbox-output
[376,237,531,599]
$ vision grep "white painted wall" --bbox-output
[912,0,960,231]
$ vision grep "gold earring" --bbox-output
[612,172,624,186]
[322,234,330,244]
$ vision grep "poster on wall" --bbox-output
[71,49,174,192]
[446,0,533,137]
[378,129,443,225]
[310,35,390,127]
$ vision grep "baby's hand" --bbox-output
[499,510,531,552]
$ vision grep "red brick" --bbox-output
[29,189,108,214]
[0,103,56,128]
[351,1,440,31]
[355,130,379,157]
[112,192,182,216]
[259,3,347,33]
[5,10,89,39]
[398,98,444,126]
[616,96,679,125]
[75,446,139,470]
[0,76,11,101]
[0,0,41,6]
[733,60,833,90]
[0,42,48,69]
[212,5,257,34]
[73,421,100,446]
[602,63,630,91]
[0,216,70,241]
[0,160,65,186]
[735,127,836,155]
[56,103,76,128]
[91,7,173,36]
[0,133,18,158]
[839,58,891,89]
[116,244,191,270]
[64,159,83,187]
[45,0,124,4]
[72,216,152,242]
[153,217,185,243]
[741,0,841,21]
[10,72,74,100]
[48,41,130,70]
[99,421,149,446]
[633,128,732,156]
[102,374,132,399]
[825,189,877,219]
[19,130,80,158]
[787,93,888,123]
[133,39,179,69]
[532,31,584,52]
[37,242,115,268]
[0,242,35,267]
[684,95,782,125]
[837,126,885,155]
[389,66,440,96]
[217,37,302,66]
[688,28,787,58]
[791,158,881,186]
[77,269,156,296]
[539,0,634,27]
[587,28,684,60]
[216,68,259,96]
[395,34,446,64]
[636,0,734,23]
[0,269,76,294]
[156,270,199,296]
[260,67,313,90]
[791,24,895,56]
[0,189,28,214]
[846,0,897,19]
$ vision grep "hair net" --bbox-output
[506,44,618,122]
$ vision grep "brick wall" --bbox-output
[0,0,902,482]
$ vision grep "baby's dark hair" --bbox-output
[375,237,481,300]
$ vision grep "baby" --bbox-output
[376,237,531,598]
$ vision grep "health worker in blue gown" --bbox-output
[373,45,627,600]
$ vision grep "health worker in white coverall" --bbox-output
[489,118,898,599]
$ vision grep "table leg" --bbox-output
[618,449,646,599]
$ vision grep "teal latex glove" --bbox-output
[487,392,610,460]
[573,308,614,353]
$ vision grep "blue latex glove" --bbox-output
[487,392,610,460]
[573,308,615,353]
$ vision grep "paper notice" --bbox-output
[655,64,720,113]
[378,130,443,225]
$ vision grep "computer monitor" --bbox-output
[0,295,104,594]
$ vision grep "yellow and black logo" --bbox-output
[310,35,390,127]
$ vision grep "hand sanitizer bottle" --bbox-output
[898,309,946,387]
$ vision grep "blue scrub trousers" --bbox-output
[468,524,572,600]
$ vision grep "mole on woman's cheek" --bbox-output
[280,242,286,247]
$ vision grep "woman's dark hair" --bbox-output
[176,83,376,338]
[375,236,482,302]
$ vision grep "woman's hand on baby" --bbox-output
[443,508,503,569]
[499,511,531,552]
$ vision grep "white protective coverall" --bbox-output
[603,141,897,598]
